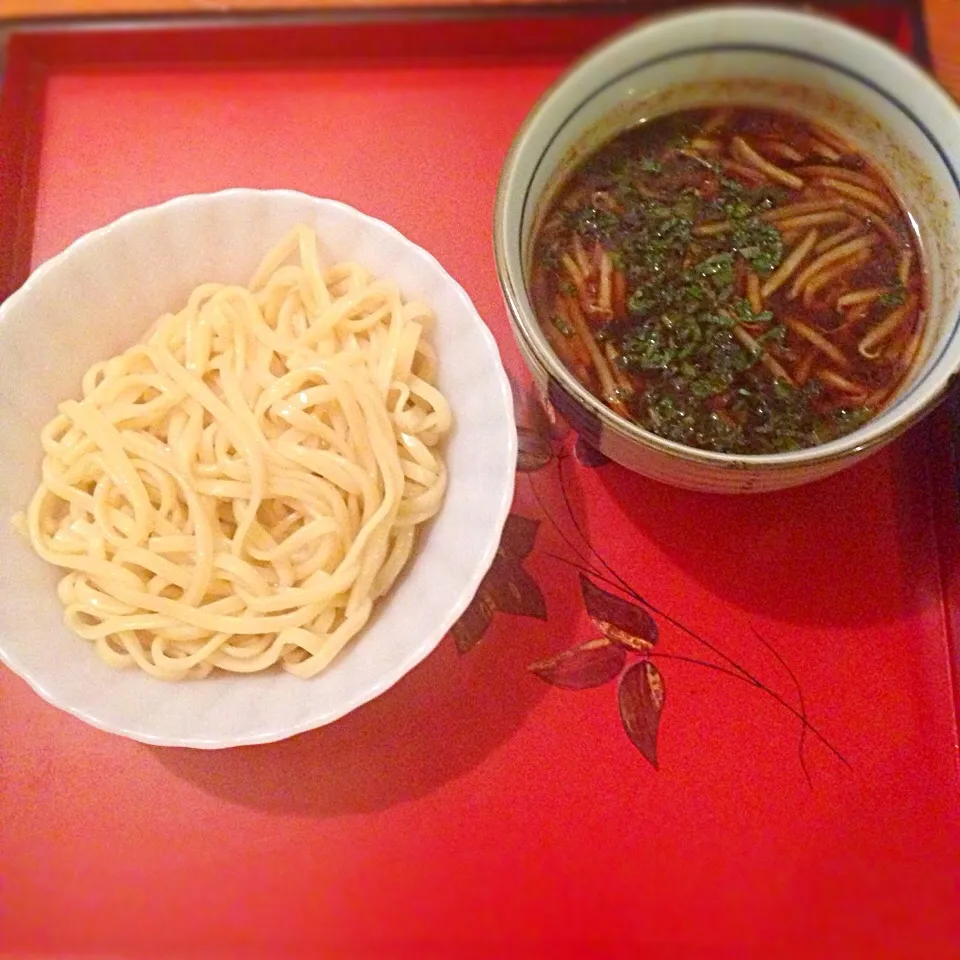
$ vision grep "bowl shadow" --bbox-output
[150,538,577,816]
[573,429,936,629]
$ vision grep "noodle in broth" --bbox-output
[530,107,924,454]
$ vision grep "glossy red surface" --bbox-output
[1,9,958,957]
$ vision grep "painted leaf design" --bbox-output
[451,592,494,654]
[574,435,611,468]
[500,513,540,560]
[451,513,546,654]
[579,574,658,651]
[618,661,665,768]
[529,638,626,690]
[484,561,547,620]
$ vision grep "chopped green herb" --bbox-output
[531,107,918,455]
[673,194,698,219]
[877,287,906,307]
[755,324,787,348]
[538,246,559,269]
[697,252,735,282]
[732,218,783,276]
[567,206,619,240]
[627,290,652,314]
[732,297,773,325]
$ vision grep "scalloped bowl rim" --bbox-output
[0,189,517,748]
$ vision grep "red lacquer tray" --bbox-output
[1,6,959,958]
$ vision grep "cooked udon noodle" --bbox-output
[15,225,450,680]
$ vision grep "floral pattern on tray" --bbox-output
[452,379,850,781]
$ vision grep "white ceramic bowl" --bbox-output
[495,6,960,493]
[0,189,516,747]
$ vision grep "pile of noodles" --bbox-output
[16,225,450,679]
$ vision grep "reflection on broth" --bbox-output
[530,107,925,455]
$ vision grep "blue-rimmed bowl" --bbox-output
[494,6,960,493]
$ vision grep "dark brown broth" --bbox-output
[530,106,924,454]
